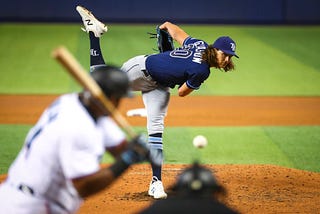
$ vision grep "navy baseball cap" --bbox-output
[212,36,239,58]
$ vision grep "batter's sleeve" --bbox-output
[98,117,126,149]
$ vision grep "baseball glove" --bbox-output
[148,26,174,53]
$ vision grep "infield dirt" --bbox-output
[1,95,320,213]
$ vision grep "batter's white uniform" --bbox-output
[0,93,125,214]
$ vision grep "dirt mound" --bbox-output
[1,164,319,213]
[76,164,320,214]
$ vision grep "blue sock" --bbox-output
[89,31,106,67]
[148,133,163,181]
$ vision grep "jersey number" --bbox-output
[170,49,192,59]
[25,102,59,156]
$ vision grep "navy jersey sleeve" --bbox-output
[183,37,193,46]
[186,66,210,89]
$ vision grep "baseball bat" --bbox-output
[52,46,137,138]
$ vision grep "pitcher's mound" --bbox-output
[77,164,320,214]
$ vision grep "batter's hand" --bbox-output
[120,135,162,166]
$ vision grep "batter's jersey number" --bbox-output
[25,102,59,156]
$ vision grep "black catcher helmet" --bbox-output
[172,162,224,196]
[90,65,130,100]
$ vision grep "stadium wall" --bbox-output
[1,0,319,24]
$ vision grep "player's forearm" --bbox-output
[178,83,194,97]
[72,166,120,198]
[106,140,128,158]
[159,22,189,46]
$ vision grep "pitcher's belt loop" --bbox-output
[140,55,150,77]
[142,69,150,77]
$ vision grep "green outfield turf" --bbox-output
[1,24,320,95]
[1,125,319,174]
[0,125,30,174]
[0,24,320,174]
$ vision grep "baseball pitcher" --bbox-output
[76,5,239,199]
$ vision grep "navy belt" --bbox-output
[142,69,150,77]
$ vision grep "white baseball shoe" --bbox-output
[76,5,108,38]
[148,176,167,199]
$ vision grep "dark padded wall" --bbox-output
[1,0,319,24]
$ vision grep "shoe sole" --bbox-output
[76,6,94,19]
[149,190,167,199]
[76,6,108,33]
[153,194,167,199]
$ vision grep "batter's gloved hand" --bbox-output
[120,134,162,166]
[148,26,174,53]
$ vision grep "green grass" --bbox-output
[0,125,29,174]
[105,126,320,173]
[1,125,319,174]
[0,24,82,93]
[1,24,320,95]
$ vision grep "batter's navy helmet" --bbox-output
[90,65,130,100]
